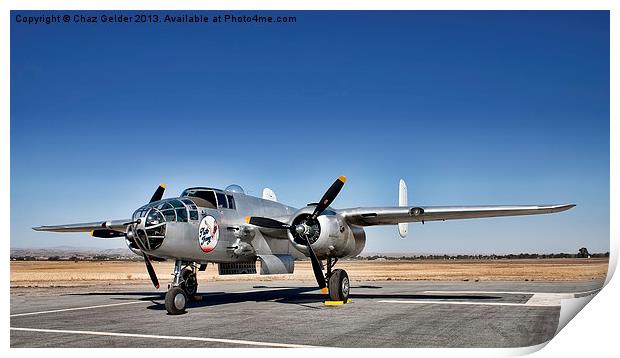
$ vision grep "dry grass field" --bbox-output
[10,258,609,287]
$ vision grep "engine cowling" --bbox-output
[287,206,365,259]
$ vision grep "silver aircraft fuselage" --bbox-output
[126,186,365,264]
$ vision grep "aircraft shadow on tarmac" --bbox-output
[68,287,504,313]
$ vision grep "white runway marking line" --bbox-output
[10,327,318,348]
[422,289,600,296]
[377,300,549,307]
[379,289,600,307]
[11,287,292,318]
[10,301,145,317]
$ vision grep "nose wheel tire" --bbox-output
[180,269,198,297]
[165,287,187,315]
[328,269,350,302]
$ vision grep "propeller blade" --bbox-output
[245,216,290,229]
[90,229,125,238]
[149,183,166,203]
[311,176,346,220]
[142,252,160,289]
[305,238,327,293]
[129,230,159,289]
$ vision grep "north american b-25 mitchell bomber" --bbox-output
[34,177,574,314]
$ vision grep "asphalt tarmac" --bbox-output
[10,279,604,348]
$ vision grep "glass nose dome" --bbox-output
[129,198,198,252]
[143,208,166,250]
[129,206,167,251]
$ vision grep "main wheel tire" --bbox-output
[328,269,350,302]
[180,269,198,297]
[165,287,187,315]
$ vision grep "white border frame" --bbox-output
[2,1,616,357]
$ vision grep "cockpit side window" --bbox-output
[226,195,236,210]
[216,192,228,209]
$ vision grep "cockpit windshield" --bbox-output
[180,188,217,208]
[180,188,236,210]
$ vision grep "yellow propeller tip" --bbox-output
[321,287,328,294]
[245,216,251,224]
[89,230,94,236]
[338,175,347,183]
[159,183,166,189]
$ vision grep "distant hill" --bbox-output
[10,247,609,261]
[10,246,138,261]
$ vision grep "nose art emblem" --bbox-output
[198,215,219,253]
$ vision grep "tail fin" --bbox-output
[398,179,408,238]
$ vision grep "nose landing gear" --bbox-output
[180,268,198,297]
[165,286,187,315]
[165,260,199,315]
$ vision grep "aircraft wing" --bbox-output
[338,204,575,226]
[33,219,132,233]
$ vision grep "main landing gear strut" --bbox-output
[165,260,198,315]
[325,258,350,302]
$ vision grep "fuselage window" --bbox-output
[226,195,236,210]
[216,192,228,208]
[162,209,176,222]
[176,208,188,222]
[180,200,199,220]
[156,202,173,210]
[170,200,185,209]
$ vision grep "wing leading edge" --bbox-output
[338,204,575,226]
[33,219,132,233]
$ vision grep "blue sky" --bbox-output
[11,11,609,253]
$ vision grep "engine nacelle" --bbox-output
[287,206,366,259]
